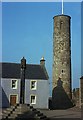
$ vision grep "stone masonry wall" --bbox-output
[80,77,83,107]
[53,15,72,99]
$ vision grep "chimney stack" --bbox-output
[40,57,45,66]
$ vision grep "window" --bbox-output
[62,70,63,73]
[11,80,17,89]
[30,95,36,104]
[30,80,37,90]
[60,21,63,30]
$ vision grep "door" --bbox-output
[10,95,17,106]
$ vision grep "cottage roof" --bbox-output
[0,62,49,80]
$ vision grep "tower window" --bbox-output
[60,21,63,30]
[62,70,63,73]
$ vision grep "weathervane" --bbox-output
[62,0,64,14]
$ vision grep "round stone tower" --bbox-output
[52,15,72,109]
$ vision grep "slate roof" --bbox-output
[0,62,49,80]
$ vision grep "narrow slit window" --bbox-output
[60,21,63,30]
[62,70,63,73]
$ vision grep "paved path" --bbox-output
[0,106,82,120]
[0,109,2,120]
[39,107,81,119]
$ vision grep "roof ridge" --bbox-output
[0,62,41,66]
[27,64,40,66]
[0,62,20,64]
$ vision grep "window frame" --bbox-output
[11,79,18,89]
[30,80,37,90]
[30,94,36,105]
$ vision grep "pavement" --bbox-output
[0,109,2,120]
[0,106,82,120]
[39,106,82,119]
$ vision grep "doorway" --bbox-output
[10,95,17,106]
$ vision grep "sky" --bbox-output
[1,0,82,2]
[1,2,81,95]
[0,2,2,62]
[81,1,83,76]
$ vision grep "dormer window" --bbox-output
[11,79,17,89]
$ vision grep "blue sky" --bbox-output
[2,2,81,94]
[0,2,2,61]
[81,1,83,76]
